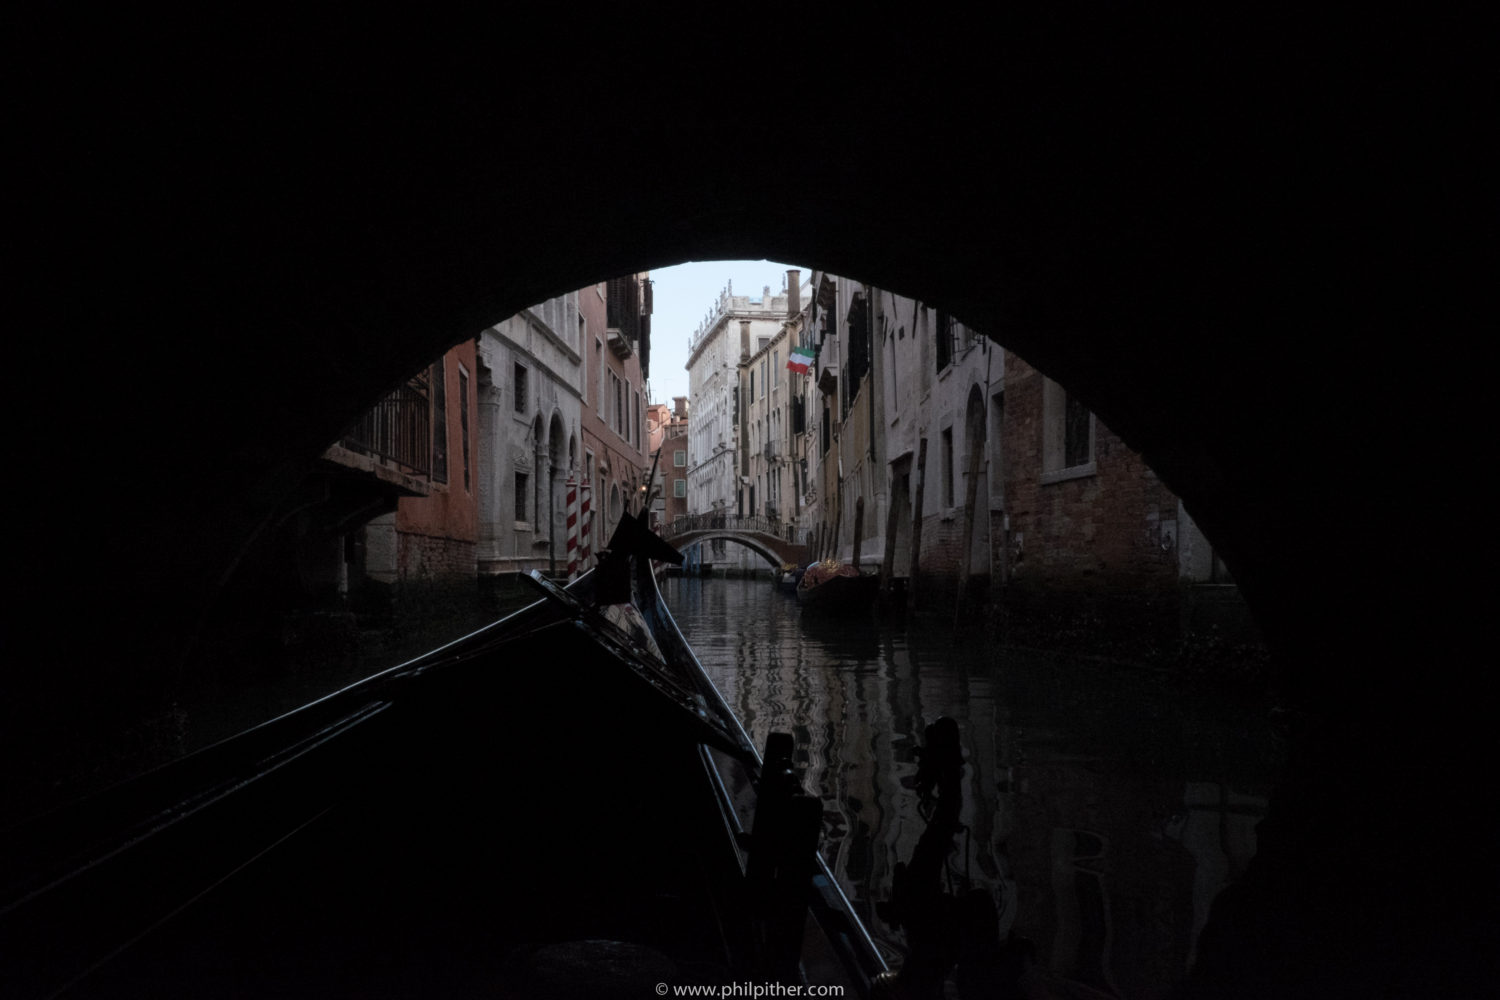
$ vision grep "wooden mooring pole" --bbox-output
[851,496,865,572]
[908,438,928,613]
[830,499,843,566]
[955,427,987,629]
[881,471,900,593]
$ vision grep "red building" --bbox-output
[647,396,690,532]
[579,275,652,561]
[356,341,480,591]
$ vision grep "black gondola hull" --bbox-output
[1,553,885,998]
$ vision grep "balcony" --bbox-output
[606,274,643,358]
[317,378,433,532]
[339,381,431,476]
[607,328,634,360]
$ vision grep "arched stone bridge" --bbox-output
[661,514,808,569]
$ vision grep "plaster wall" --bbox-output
[475,296,583,574]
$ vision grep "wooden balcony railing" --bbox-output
[340,382,431,476]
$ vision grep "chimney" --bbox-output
[674,395,688,419]
[786,269,801,317]
[740,319,751,362]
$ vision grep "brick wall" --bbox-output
[1002,356,1181,594]
[398,532,478,583]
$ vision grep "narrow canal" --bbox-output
[663,574,1285,999]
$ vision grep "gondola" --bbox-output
[0,513,887,998]
[795,567,880,616]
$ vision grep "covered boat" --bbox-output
[0,514,886,998]
[795,560,880,616]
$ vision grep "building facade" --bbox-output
[738,273,807,532]
[646,396,690,532]
[356,341,482,593]
[474,292,585,577]
[794,272,994,604]
[579,273,652,571]
[997,351,1248,649]
[684,280,795,571]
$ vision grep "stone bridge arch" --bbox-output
[668,530,807,570]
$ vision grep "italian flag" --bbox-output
[786,346,814,374]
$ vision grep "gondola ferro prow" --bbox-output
[595,510,684,606]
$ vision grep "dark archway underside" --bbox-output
[12,28,1490,995]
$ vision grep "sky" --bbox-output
[646,259,807,406]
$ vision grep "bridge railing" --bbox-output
[663,512,798,544]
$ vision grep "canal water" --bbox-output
[662,575,1285,999]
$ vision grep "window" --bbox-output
[674,449,686,467]
[513,362,528,414]
[1065,393,1090,467]
[432,358,448,484]
[935,310,954,372]
[673,479,687,498]
[848,294,870,386]
[1041,377,1096,483]
[941,426,955,508]
[613,374,624,436]
[596,340,605,418]
[458,367,470,492]
[514,471,529,522]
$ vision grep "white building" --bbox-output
[475,292,585,576]
[684,280,796,571]
[741,271,813,543]
[878,289,1000,585]
[800,270,996,592]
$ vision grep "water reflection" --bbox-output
[664,575,1281,998]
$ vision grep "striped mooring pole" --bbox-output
[579,478,592,571]
[565,476,578,578]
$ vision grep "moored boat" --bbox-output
[0,513,887,998]
[795,561,880,616]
